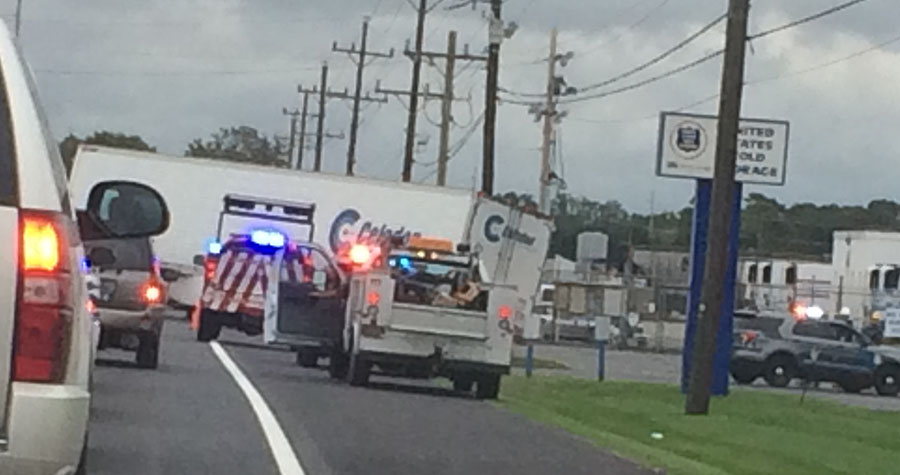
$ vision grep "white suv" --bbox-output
[0,22,169,474]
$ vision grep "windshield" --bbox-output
[83,237,153,271]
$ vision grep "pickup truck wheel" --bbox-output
[348,352,370,386]
[197,310,221,342]
[874,365,900,397]
[297,349,319,368]
[762,355,796,388]
[475,374,501,400]
[136,333,160,369]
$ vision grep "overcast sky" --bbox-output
[4,0,898,212]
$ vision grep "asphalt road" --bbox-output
[88,321,654,475]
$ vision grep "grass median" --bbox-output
[500,376,900,475]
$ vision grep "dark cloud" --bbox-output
[5,0,898,212]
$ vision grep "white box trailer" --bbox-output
[69,146,552,337]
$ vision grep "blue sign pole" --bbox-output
[597,340,605,382]
[681,179,743,396]
[525,343,534,378]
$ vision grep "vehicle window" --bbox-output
[747,264,758,283]
[832,325,865,345]
[785,265,797,285]
[17,43,70,214]
[541,287,555,302]
[83,237,153,271]
[761,265,772,284]
[392,256,484,310]
[792,321,837,340]
[282,246,339,292]
[870,269,880,290]
[0,59,15,207]
[885,268,900,290]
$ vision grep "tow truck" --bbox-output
[326,236,518,399]
[195,195,344,351]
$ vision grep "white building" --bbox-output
[738,258,832,314]
[832,231,900,322]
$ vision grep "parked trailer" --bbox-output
[69,146,552,337]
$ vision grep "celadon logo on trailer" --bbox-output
[329,209,421,253]
[483,215,536,246]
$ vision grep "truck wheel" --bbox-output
[296,350,319,368]
[197,310,221,342]
[762,355,796,388]
[136,333,160,369]
[329,349,349,380]
[475,374,501,400]
[874,365,900,397]
[348,352,370,387]
[453,377,474,393]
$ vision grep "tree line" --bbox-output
[62,129,900,264]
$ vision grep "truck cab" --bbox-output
[333,237,518,399]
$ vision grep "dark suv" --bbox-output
[84,237,166,369]
[731,318,900,396]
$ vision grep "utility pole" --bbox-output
[333,18,394,176]
[306,63,328,172]
[437,31,457,187]
[482,0,502,195]
[539,28,558,214]
[282,108,300,168]
[15,0,22,37]
[685,0,750,416]
[402,0,428,183]
[296,91,312,169]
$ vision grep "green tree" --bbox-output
[59,131,156,174]
[186,126,288,168]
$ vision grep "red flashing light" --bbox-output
[367,291,381,306]
[142,280,164,304]
[349,245,372,265]
[498,305,512,320]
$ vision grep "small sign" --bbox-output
[885,309,900,338]
[594,316,611,342]
[656,112,790,186]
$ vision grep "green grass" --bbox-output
[500,376,900,475]
[510,355,569,370]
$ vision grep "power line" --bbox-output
[33,65,352,77]
[517,0,877,106]
[579,0,672,57]
[747,0,872,41]
[579,11,727,93]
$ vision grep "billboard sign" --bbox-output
[656,112,790,186]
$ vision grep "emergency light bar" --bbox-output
[251,230,286,248]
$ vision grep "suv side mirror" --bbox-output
[83,181,170,238]
[193,254,206,267]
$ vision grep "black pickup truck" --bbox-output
[731,317,900,396]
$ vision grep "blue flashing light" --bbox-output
[250,230,287,248]
[388,258,397,267]
[208,241,223,255]
[399,257,412,269]
[81,257,91,273]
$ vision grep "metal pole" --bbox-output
[437,31,457,187]
[402,0,428,182]
[597,340,606,382]
[481,0,502,195]
[15,0,22,38]
[525,344,534,378]
[314,63,328,172]
[539,28,558,214]
[286,111,297,168]
[686,0,750,416]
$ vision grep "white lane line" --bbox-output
[209,341,307,475]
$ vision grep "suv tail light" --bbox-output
[14,210,73,383]
[498,305,512,320]
[141,278,164,304]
